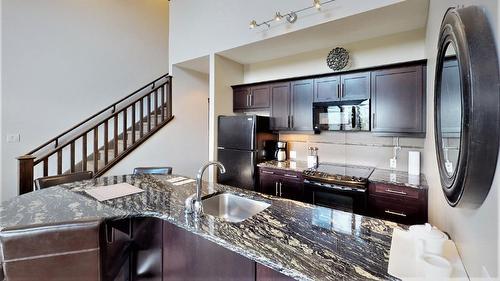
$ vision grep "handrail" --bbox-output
[27,74,169,156]
[18,74,174,195]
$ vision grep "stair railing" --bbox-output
[18,74,173,195]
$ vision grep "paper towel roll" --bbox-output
[408,151,420,176]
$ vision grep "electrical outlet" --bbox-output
[390,158,397,169]
[289,150,297,159]
[6,133,20,143]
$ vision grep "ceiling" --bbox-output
[174,55,210,74]
[219,0,429,65]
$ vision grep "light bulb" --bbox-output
[249,20,257,29]
[314,0,321,9]
[274,12,282,21]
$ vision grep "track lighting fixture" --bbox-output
[248,0,335,30]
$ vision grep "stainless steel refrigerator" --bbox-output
[217,115,278,190]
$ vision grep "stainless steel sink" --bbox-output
[202,193,270,223]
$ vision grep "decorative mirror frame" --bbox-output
[434,6,500,207]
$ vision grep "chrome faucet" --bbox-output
[185,161,226,218]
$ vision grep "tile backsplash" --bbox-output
[279,132,425,172]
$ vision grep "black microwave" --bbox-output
[313,100,370,133]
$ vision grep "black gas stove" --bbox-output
[302,163,374,189]
[302,163,374,214]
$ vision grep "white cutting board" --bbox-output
[85,183,144,201]
[388,228,468,281]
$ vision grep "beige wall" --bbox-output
[1,0,169,201]
[244,29,426,83]
[107,66,209,178]
[424,0,499,278]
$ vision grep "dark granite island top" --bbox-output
[0,174,403,281]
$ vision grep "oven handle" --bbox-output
[304,179,366,193]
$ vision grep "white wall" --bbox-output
[169,0,404,65]
[244,28,426,83]
[1,0,169,201]
[208,55,244,180]
[424,0,499,278]
[107,66,209,178]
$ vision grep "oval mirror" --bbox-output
[435,6,500,207]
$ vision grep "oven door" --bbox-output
[304,180,368,215]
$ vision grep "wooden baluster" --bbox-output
[57,149,62,175]
[82,134,88,171]
[131,103,136,144]
[147,94,152,132]
[161,84,165,121]
[140,99,144,138]
[167,78,172,118]
[154,90,159,127]
[70,141,75,173]
[104,120,109,165]
[18,155,35,195]
[93,127,98,173]
[123,108,127,150]
[114,115,119,158]
[43,158,48,177]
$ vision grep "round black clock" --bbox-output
[326,47,349,71]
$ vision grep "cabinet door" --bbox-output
[270,83,290,130]
[313,76,340,102]
[371,66,425,134]
[233,87,250,110]
[250,85,271,108]
[291,79,313,131]
[340,72,370,101]
[259,171,279,196]
[279,178,303,201]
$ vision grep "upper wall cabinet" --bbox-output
[232,60,426,135]
[371,65,425,135]
[233,85,270,110]
[313,72,370,102]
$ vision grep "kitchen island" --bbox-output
[0,174,402,281]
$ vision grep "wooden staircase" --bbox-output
[18,75,174,194]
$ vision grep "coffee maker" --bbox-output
[275,141,287,162]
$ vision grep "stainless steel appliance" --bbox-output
[217,115,278,190]
[313,100,370,133]
[275,141,287,162]
[302,163,374,215]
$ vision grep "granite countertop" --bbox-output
[257,160,310,173]
[369,169,428,190]
[0,174,403,281]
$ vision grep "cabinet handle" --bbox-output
[337,84,340,99]
[287,116,290,128]
[279,182,282,197]
[386,189,407,195]
[261,170,274,175]
[284,174,298,178]
[372,113,375,128]
[250,94,253,106]
[275,182,278,196]
[290,116,294,128]
[385,210,407,217]
[341,83,345,98]
[247,95,251,107]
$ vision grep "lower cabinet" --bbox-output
[259,168,303,201]
[367,183,427,225]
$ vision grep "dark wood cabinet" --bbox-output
[233,86,250,110]
[368,183,427,225]
[270,83,291,130]
[251,85,271,108]
[259,168,303,200]
[290,79,313,130]
[371,65,425,135]
[233,85,270,110]
[313,76,340,102]
[340,71,370,101]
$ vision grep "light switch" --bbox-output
[390,158,397,169]
[6,134,20,143]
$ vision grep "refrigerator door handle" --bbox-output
[275,182,278,196]
[279,182,282,196]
